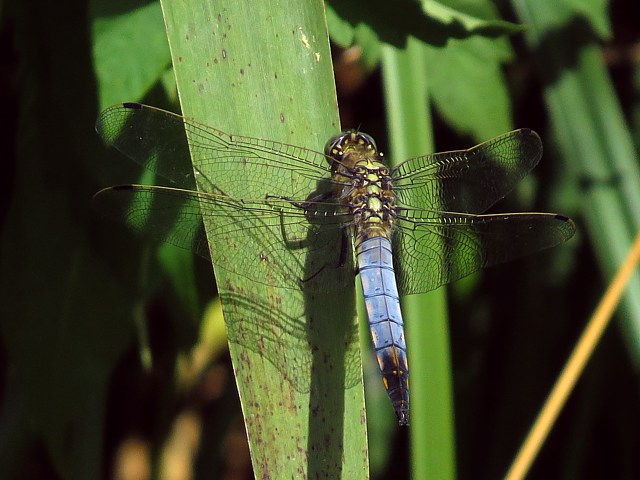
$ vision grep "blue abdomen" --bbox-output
[356,236,409,425]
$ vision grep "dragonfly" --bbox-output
[94,102,576,426]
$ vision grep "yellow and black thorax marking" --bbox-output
[324,131,397,244]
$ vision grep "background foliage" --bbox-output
[1,0,639,478]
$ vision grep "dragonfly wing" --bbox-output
[93,184,352,291]
[394,210,576,296]
[392,129,543,214]
[96,103,333,199]
[97,104,198,190]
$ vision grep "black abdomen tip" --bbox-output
[397,409,410,426]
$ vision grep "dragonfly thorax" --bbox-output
[350,188,397,244]
[325,131,397,245]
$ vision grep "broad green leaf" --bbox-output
[159,0,368,477]
[426,35,513,140]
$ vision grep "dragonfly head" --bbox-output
[324,130,379,166]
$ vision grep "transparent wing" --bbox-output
[92,184,352,291]
[96,103,333,198]
[392,129,543,214]
[96,107,574,297]
[394,209,576,295]
[93,184,359,394]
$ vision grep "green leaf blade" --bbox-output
[159,0,369,477]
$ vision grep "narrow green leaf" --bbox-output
[382,38,456,480]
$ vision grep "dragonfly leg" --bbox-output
[338,230,354,269]
[271,206,309,250]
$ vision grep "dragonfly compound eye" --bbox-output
[324,131,348,161]
[324,130,378,162]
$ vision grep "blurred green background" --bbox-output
[1,0,640,478]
